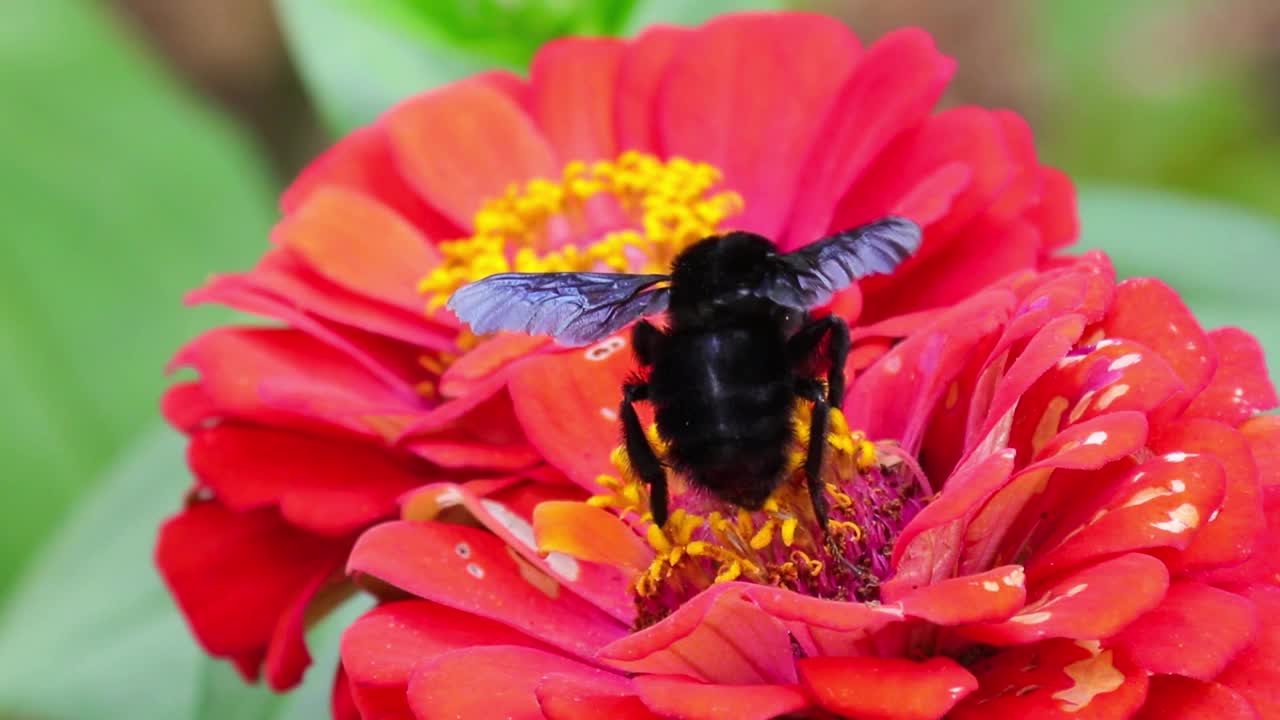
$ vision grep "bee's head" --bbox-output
[670,231,776,306]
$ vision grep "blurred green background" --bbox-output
[1,0,1277,717]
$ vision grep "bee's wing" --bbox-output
[761,217,922,309]
[446,271,671,346]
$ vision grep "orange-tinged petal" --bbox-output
[530,37,623,163]
[1110,581,1259,680]
[387,81,556,229]
[799,655,976,720]
[534,501,652,572]
[633,675,809,720]
[275,186,439,313]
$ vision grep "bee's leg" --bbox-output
[795,378,830,532]
[787,316,850,408]
[621,381,669,527]
[631,320,664,368]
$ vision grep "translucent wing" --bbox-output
[446,272,671,346]
[762,216,922,309]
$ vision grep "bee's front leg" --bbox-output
[620,381,669,527]
[787,316,850,408]
[795,378,830,532]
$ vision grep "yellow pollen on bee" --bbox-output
[419,151,743,311]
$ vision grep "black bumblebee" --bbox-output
[447,217,922,528]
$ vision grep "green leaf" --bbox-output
[623,0,787,34]
[0,2,274,595]
[1076,184,1280,380]
[275,0,505,132]
[0,427,370,719]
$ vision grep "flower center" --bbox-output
[419,151,743,311]
[592,404,932,628]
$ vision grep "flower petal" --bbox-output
[1099,278,1215,416]
[783,27,955,247]
[661,13,860,237]
[633,675,809,720]
[534,500,653,572]
[341,600,550,690]
[1217,584,1280,718]
[597,583,797,685]
[1134,676,1261,720]
[961,553,1169,646]
[281,123,461,241]
[614,26,689,153]
[387,81,557,229]
[274,186,440,313]
[1241,414,1280,507]
[1184,328,1279,425]
[798,656,977,720]
[188,424,423,536]
[893,565,1027,625]
[407,645,609,720]
[1026,451,1226,582]
[508,335,636,490]
[155,503,348,686]
[951,639,1149,719]
[348,521,626,658]
[537,672,658,720]
[1150,418,1263,572]
[1110,581,1259,680]
[531,38,623,163]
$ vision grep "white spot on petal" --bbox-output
[1094,384,1130,410]
[1003,568,1026,587]
[1010,611,1053,625]
[481,499,538,550]
[1164,452,1195,462]
[546,552,581,581]
[982,581,1001,592]
[599,407,618,422]
[584,336,626,362]
[883,355,903,374]
[1170,479,1186,493]
[1152,503,1200,534]
[454,542,472,559]
[1107,353,1142,371]
[1052,648,1125,713]
[466,562,485,579]
[1082,431,1108,446]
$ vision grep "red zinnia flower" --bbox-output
[344,252,1279,719]
[154,10,1074,704]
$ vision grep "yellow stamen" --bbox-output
[420,152,743,310]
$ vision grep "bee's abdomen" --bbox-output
[649,326,795,508]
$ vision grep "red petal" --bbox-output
[274,187,439,313]
[387,82,556,229]
[961,553,1169,646]
[634,675,809,720]
[188,424,422,536]
[534,500,653,572]
[783,28,954,247]
[1150,418,1264,572]
[1026,451,1226,582]
[154,503,348,686]
[170,327,423,440]
[407,646,610,720]
[341,600,550,688]
[1241,415,1280,506]
[531,38,623,163]
[537,672,658,720]
[230,248,455,351]
[438,333,548,398]
[952,639,1149,719]
[660,13,860,237]
[1185,328,1279,425]
[1134,676,1260,720]
[798,655,977,720]
[1099,279,1215,416]
[614,26,689,153]
[732,584,904,658]
[889,449,1016,587]
[430,482,636,624]
[508,336,636,490]
[1194,505,1280,586]
[1110,581,1258,680]
[348,521,626,658]
[332,665,361,720]
[163,380,217,432]
[893,565,1027,625]
[597,583,797,685]
[1027,167,1079,252]
[281,124,461,241]
[1218,585,1280,718]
